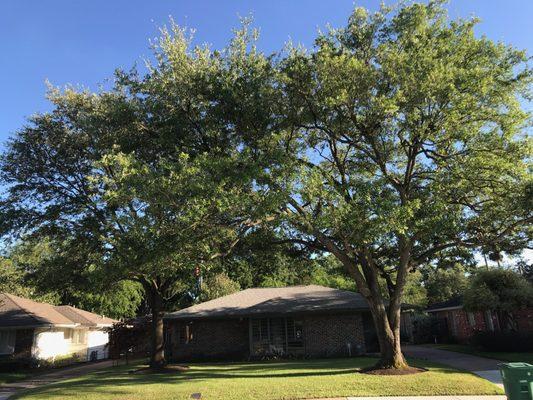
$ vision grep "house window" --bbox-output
[251,318,269,341]
[250,318,304,356]
[179,324,194,344]
[467,312,476,328]
[0,330,16,355]
[63,329,73,340]
[72,330,87,344]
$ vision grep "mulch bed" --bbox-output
[360,366,427,375]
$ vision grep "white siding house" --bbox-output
[0,293,117,365]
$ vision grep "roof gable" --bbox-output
[0,293,75,327]
[0,293,117,328]
[165,285,369,320]
[54,305,116,327]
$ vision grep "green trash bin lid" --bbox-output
[499,363,533,369]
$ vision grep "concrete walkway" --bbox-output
[0,360,114,400]
[310,397,506,400]
[403,345,504,389]
[345,397,506,400]
[346,397,506,400]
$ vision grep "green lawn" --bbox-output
[426,344,533,364]
[14,357,502,400]
[0,371,35,386]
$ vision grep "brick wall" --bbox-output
[167,319,249,361]
[166,312,366,361]
[515,308,533,332]
[304,314,365,357]
[432,309,489,342]
[430,308,533,342]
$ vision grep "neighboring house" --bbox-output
[425,296,533,343]
[164,285,412,361]
[0,293,116,364]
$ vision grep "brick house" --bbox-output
[0,293,116,365]
[425,296,533,343]
[164,285,403,361]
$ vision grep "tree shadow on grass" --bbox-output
[11,366,363,399]
[12,357,498,399]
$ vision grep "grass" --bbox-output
[426,344,533,364]
[0,370,35,385]
[14,357,502,400]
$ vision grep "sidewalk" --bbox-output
[0,360,114,400]
[346,397,506,400]
[310,397,506,400]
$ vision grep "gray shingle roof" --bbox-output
[165,285,369,320]
[426,296,463,312]
[0,293,117,328]
[54,305,116,327]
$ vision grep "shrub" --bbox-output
[411,314,434,344]
[472,330,533,352]
[0,356,36,372]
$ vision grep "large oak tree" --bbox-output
[0,24,272,369]
[1,1,531,372]
[231,2,532,369]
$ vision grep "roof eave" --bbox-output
[426,305,463,313]
[164,307,371,321]
[0,323,80,330]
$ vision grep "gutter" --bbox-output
[0,323,80,330]
[425,306,463,313]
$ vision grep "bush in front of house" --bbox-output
[0,356,36,372]
[472,330,533,352]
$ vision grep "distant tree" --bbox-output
[302,256,357,291]
[400,271,428,308]
[2,238,143,319]
[0,257,35,298]
[218,228,320,288]
[464,269,533,331]
[200,273,241,301]
[423,264,468,304]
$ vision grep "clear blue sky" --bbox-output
[0,0,531,148]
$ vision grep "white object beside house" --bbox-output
[0,293,117,364]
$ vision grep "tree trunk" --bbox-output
[298,227,411,370]
[147,285,166,369]
[340,250,409,369]
[371,303,408,369]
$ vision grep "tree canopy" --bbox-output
[423,264,469,305]
[231,1,531,368]
[464,269,533,330]
[0,24,276,368]
[0,1,530,371]
[464,269,533,313]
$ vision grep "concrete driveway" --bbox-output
[403,345,504,389]
[0,360,114,400]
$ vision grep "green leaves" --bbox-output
[464,269,533,313]
[0,17,278,316]
[272,0,531,267]
[0,2,530,327]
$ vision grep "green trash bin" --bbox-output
[499,362,533,400]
